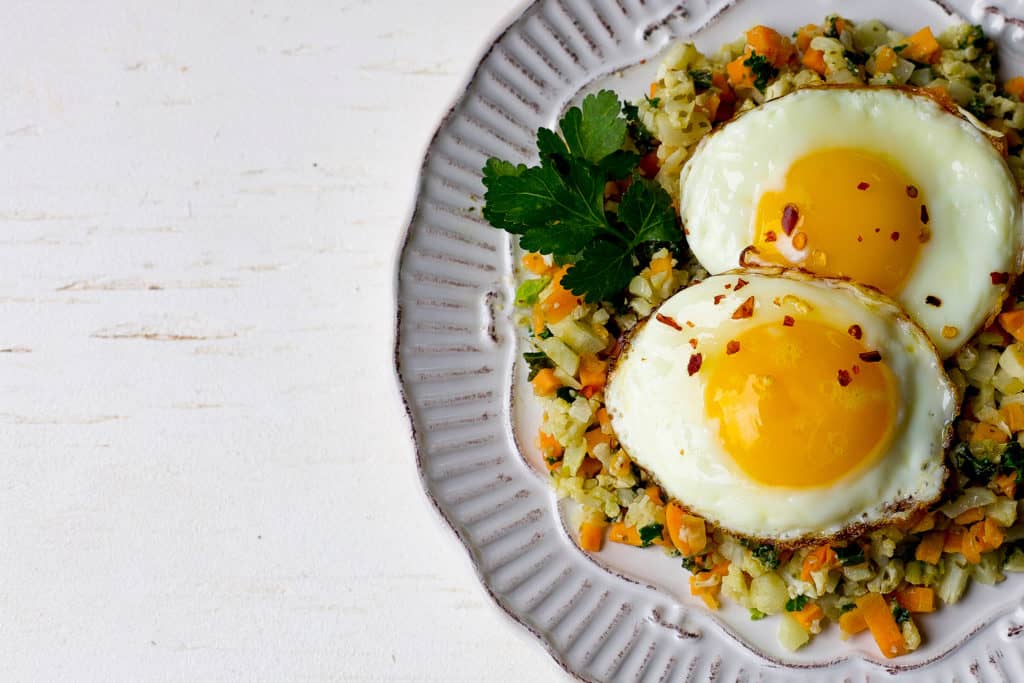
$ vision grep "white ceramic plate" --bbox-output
[395,1,1024,679]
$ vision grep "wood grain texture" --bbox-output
[0,1,564,680]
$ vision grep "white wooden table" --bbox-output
[2,1,564,679]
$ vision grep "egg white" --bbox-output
[679,87,1024,358]
[605,269,956,543]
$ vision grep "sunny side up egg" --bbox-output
[679,87,1024,358]
[605,270,957,543]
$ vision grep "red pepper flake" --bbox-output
[837,369,852,387]
[859,350,882,363]
[991,271,1011,285]
[782,315,795,327]
[656,313,683,331]
[688,353,703,376]
[906,185,919,198]
[857,181,870,190]
[852,365,861,375]
[726,340,740,355]
[848,324,862,340]
[918,227,931,244]
[688,338,698,348]
[734,278,749,291]
[724,283,732,289]
[731,296,755,320]
[764,230,777,242]
[925,295,942,307]
[713,294,726,305]
[920,204,929,224]
[686,320,695,328]
[874,228,880,233]
[857,235,863,242]
[781,204,799,235]
[890,231,900,241]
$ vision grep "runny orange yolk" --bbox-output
[703,319,898,488]
[754,148,927,295]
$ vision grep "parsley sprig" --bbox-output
[482,90,681,303]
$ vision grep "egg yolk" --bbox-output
[704,319,898,488]
[754,148,927,294]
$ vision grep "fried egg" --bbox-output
[605,269,956,543]
[679,87,1024,358]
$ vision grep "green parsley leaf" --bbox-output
[1001,440,1024,486]
[639,523,664,547]
[749,608,766,621]
[748,542,780,570]
[560,90,628,164]
[537,127,570,160]
[619,179,678,245]
[560,241,635,304]
[893,44,907,53]
[839,602,856,614]
[743,51,778,93]
[892,604,910,625]
[622,101,656,154]
[954,442,997,483]
[681,555,700,572]
[556,386,577,403]
[960,25,987,49]
[689,69,713,91]
[834,544,866,567]
[644,94,661,108]
[515,276,551,307]
[967,95,988,119]
[785,595,810,612]
[598,150,642,180]
[523,351,552,380]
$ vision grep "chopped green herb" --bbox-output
[954,442,997,483]
[555,386,577,403]
[834,544,866,567]
[1001,441,1024,486]
[892,604,910,625]
[537,327,552,339]
[515,276,551,306]
[639,523,664,547]
[960,25,987,49]
[644,94,661,108]
[893,44,907,53]
[681,554,705,572]
[844,49,868,66]
[622,101,656,154]
[688,69,713,91]
[825,15,842,38]
[751,543,780,570]
[786,595,810,612]
[743,51,778,93]
[523,351,552,380]
[839,602,856,614]
[967,95,988,119]
[749,608,767,621]
[545,456,560,465]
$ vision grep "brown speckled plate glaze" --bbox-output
[395,0,1024,679]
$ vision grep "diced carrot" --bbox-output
[801,545,838,581]
[795,24,818,52]
[839,607,867,635]
[579,354,609,391]
[856,592,908,659]
[531,302,545,336]
[727,53,754,89]
[745,25,794,67]
[924,85,956,110]
[649,81,660,99]
[645,484,664,506]
[531,368,561,397]
[710,560,731,576]
[584,428,612,458]
[983,516,1006,547]
[1006,76,1024,100]
[666,501,707,556]
[522,252,550,276]
[895,586,936,613]
[972,422,1009,444]
[649,253,674,274]
[596,407,612,432]
[540,279,580,324]
[916,530,945,564]
[954,506,985,525]
[999,309,1024,341]
[896,508,927,532]
[802,48,827,75]
[711,71,735,103]
[538,429,563,459]
[994,471,1018,499]
[874,45,897,73]
[608,521,643,546]
[962,521,986,564]
[901,27,941,63]
[638,151,660,178]
[578,456,602,479]
[689,571,721,610]
[910,511,936,534]
[701,92,721,121]
[1001,403,1024,433]
[579,522,605,552]
[943,525,966,554]
[793,602,825,631]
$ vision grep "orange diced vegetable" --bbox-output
[1006,76,1024,100]
[999,309,1024,341]
[645,484,664,506]
[540,277,580,324]
[579,354,609,391]
[793,602,825,631]
[983,516,1006,547]
[649,81,660,99]
[584,428,612,458]
[995,471,1018,499]
[901,27,941,63]
[911,511,936,533]
[727,54,754,89]
[608,521,643,546]
[874,45,897,73]
[702,92,721,121]
[531,303,545,336]
[954,506,985,525]
[962,521,986,564]
[795,24,818,52]
[649,253,673,274]
[579,522,605,552]
[1001,403,1024,433]
[666,502,707,556]
[924,85,956,109]
[596,407,612,432]
[531,368,561,397]
[856,592,908,659]
[972,422,1009,444]
[839,607,867,635]
[522,252,550,275]
[745,25,794,67]
[711,71,735,103]
[578,456,602,479]
[689,570,721,610]
[895,586,936,613]
[801,545,838,581]
[802,48,827,75]
[916,530,946,564]
[943,525,966,555]
[710,560,731,576]
[538,430,563,460]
